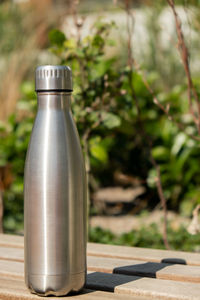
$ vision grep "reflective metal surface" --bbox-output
[24,92,87,296]
[35,65,73,92]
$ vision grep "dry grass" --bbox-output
[0,1,63,121]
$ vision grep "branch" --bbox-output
[133,60,200,142]
[167,0,200,133]
[150,155,170,249]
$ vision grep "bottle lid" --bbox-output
[35,65,73,92]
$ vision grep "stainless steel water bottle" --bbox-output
[24,65,87,296]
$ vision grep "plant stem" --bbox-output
[124,0,170,249]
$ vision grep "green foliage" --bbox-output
[89,224,200,252]
[48,21,200,216]
[49,29,66,47]
[1,16,200,246]
[0,82,36,232]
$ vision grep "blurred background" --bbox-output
[1,0,200,251]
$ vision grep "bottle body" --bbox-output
[24,92,87,296]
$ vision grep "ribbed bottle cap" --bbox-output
[35,65,73,92]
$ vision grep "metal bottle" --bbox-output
[24,65,87,296]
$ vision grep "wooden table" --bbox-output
[0,234,200,300]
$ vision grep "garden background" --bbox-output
[1,0,200,251]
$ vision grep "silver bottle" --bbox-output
[24,65,87,296]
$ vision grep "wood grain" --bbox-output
[88,242,200,266]
[1,266,199,300]
[0,277,149,300]
[0,260,23,278]
[1,234,200,299]
[1,251,200,284]
[0,234,23,248]
[0,246,23,262]
[87,255,200,283]
[1,241,200,284]
[1,260,200,300]
[1,234,200,266]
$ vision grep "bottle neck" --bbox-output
[37,92,71,110]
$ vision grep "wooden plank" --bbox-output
[1,248,200,284]
[1,269,199,300]
[0,260,23,279]
[88,243,200,266]
[2,234,200,299]
[0,277,148,300]
[1,256,200,285]
[0,234,23,248]
[0,246,23,262]
[86,271,200,300]
[1,234,200,267]
[0,256,200,283]
[87,255,200,283]
[1,258,199,300]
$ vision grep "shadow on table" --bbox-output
[86,258,186,292]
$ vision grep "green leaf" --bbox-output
[92,35,104,47]
[49,29,66,47]
[10,180,23,194]
[89,137,108,163]
[152,146,169,160]
[20,81,35,99]
[171,133,187,156]
[102,112,121,129]
[64,38,76,49]
[147,169,157,188]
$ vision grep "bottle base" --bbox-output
[26,271,86,296]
